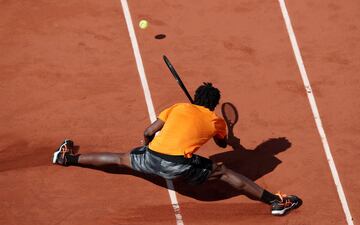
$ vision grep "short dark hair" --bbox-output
[194,82,220,111]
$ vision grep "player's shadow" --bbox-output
[173,136,291,201]
[80,102,291,201]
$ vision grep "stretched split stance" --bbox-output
[53,82,302,216]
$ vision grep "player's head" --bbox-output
[194,82,221,111]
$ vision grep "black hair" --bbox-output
[194,82,220,111]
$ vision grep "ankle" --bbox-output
[65,154,80,166]
[260,190,281,205]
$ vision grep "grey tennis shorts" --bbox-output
[130,146,213,184]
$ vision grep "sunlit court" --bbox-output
[0,0,359,224]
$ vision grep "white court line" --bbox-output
[119,0,184,225]
[278,1,354,224]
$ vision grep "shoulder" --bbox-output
[160,103,185,111]
[171,103,196,111]
[158,103,189,117]
[213,116,226,125]
[212,113,226,127]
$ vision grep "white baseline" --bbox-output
[119,0,184,225]
[278,0,354,224]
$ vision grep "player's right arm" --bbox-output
[143,104,177,146]
[143,119,165,146]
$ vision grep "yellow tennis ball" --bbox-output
[139,20,149,29]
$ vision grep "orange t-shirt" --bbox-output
[149,103,227,158]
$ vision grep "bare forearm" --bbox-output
[143,133,155,146]
[143,119,165,146]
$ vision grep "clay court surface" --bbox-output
[1,0,359,224]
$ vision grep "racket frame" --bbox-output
[163,55,194,103]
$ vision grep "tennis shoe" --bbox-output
[52,139,74,166]
[271,192,302,216]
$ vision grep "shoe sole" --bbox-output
[271,198,303,216]
[52,140,73,164]
[52,142,67,164]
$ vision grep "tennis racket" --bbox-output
[163,55,194,103]
[221,102,239,137]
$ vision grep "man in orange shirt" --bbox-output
[53,82,301,216]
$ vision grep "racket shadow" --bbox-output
[172,102,292,201]
[214,102,291,181]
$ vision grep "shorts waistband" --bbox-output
[147,148,190,164]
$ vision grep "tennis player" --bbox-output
[53,82,302,216]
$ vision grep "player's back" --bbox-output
[149,103,225,158]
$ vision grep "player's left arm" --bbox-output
[143,119,165,146]
[213,117,227,148]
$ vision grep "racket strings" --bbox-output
[222,103,238,125]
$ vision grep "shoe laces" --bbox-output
[275,192,292,206]
[60,143,70,158]
[275,191,286,200]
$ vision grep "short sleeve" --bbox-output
[158,104,177,122]
[214,117,227,139]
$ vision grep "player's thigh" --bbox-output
[120,152,132,168]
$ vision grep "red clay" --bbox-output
[287,0,360,223]
[1,0,359,224]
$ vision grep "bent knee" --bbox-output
[214,162,227,173]
[209,162,227,179]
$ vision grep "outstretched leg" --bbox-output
[209,162,302,215]
[208,162,265,200]
[52,139,132,168]
[76,152,131,168]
